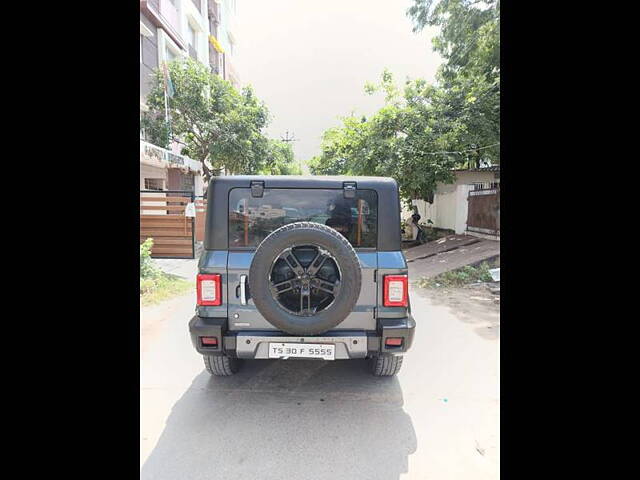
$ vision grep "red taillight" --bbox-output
[200,336,218,346]
[197,274,222,306]
[385,337,403,346]
[383,275,408,307]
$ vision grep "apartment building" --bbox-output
[208,0,241,88]
[140,0,224,196]
[140,1,242,193]
[140,0,212,111]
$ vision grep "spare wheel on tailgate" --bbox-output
[248,221,362,335]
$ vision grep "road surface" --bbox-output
[141,278,499,479]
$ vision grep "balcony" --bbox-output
[140,140,203,174]
[159,0,180,32]
[140,0,186,50]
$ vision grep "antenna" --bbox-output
[281,130,298,143]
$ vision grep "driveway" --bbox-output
[140,271,499,479]
[406,235,500,279]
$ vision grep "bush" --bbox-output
[417,261,494,288]
[140,273,193,305]
[140,276,158,295]
[140,238,160,279]
[139,238,194,303]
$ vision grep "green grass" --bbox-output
[140,273,194,306]
[417,261,496,289]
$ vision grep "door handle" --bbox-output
[240,274,247,305]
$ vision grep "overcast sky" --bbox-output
[235,0,442,166]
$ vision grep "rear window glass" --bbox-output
[228,188,378,248]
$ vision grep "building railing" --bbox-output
[470,182,500,192]
[140,140,202,174]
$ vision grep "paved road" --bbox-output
[141,284,499,479]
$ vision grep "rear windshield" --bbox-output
[228,188,378,248]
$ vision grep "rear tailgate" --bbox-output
[225,250,377,331]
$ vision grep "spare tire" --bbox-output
[248,222,362,335]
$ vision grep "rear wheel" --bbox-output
[369,353,403,376]
[203,354,241,376]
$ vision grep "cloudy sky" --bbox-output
[235,0,442,166]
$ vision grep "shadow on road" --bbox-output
[141,358,416,480]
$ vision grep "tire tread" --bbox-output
[203,354,240,376]
[371,353,403,376]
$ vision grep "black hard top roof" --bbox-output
[209,175,398,191]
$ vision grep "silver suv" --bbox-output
[189,176,415,376]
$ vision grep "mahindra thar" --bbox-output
[189,176,415,376]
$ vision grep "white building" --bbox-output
[207,0,241,88]
[407,166,500,235]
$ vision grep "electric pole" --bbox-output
[280,131,303,174]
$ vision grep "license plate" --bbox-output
[268,342,335,360]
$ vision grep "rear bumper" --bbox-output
[189,315,415,359]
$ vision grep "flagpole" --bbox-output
[162,62,172,146]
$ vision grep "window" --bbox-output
[144,178,165,191]
[181,173,195,192]
[227,34,234,56]
[166,47,176,62]
[187,23,198,58]
[140,34,143,63]
[228,188,378,248]
[188,23,196,48]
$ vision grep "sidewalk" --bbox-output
[153,258,198,281]
[403,234,481,262]
[406,235,500,279]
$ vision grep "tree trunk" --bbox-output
[202,160,213,184]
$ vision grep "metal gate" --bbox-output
[467,185,500,236]
[140,190,195,258]
[194,196,206,243]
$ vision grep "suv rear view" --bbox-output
[189,176,415,376]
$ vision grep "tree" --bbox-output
[259,140,302,175]
[408,0,500,167]
[141,57,271,181]
[310,0,500,203]
[309,71,460,204]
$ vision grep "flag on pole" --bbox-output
[162,62,175,98]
